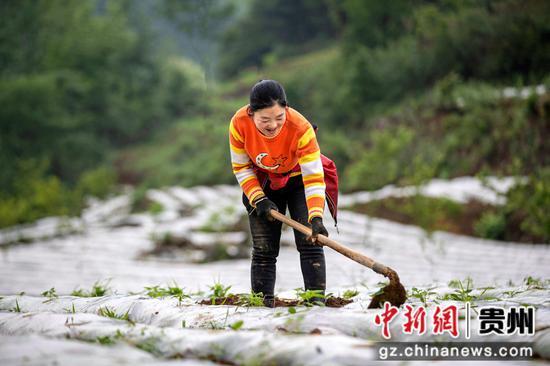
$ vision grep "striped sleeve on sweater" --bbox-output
[229,119,265,204]
[297,126,326,221]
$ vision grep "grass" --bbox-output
[441,278,475,302]
[12,299,21,312]
[97,306,132,324]
[294,288,327,306]
[144,282,191,303]
[236,291,264,307]
[441,278,500,303]
[72,280,111,297]
[96,335,116,345]
[63,303,76,314]
[342,289,359,300]
[135,337,161,356]
[409,287,437,307]
[41,287,58,299]
[524,276,547,290]
[503,289,523,298]
[208,280,233,304]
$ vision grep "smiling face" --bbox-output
[251,103,286,137]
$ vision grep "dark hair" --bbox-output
[249,79,288,113]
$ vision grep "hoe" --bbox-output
[270,210,407,308]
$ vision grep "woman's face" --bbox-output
[252,104,286,137]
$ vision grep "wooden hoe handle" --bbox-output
[269,209,393,278]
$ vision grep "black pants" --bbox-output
[243,175,326,300]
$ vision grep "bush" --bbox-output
[0,159,78,228]
[343,126,416,191]
[75,166,117,200]
[474,212,506,240]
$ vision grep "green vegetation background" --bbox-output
[1,0,548,242]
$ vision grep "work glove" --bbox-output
[309,217,328,244]
[254,197,278,221]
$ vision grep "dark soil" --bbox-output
[367,275,407,309]
[199,294,353,308]
[199,294,242,306]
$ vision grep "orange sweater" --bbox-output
[229,105,325,221]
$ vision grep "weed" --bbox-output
[524,276,545,290]
[12,299,21,312]
[288,307,296,314]
[230,320,244,330]
[409,287,437,307]
[182,320,186,328]
[145,282,191,303]
[503,289,523,298]
[90,281,110,296]
[97,306,131,322]
[208,280,232,304]
[41,287,58,299]
[294,288,326,306]
[136,337,160,356]
[63,303,77,314]
[71,288,87,297]
[237,291,264,307]
[72,280,111,297]
[441,278,474,302]
[342,289,359,300]
[114,329,125,339]
[210,281,232,298]
[96,335,115,345]
[476,286,499,301]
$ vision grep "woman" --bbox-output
[228,79,333,307]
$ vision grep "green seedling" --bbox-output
[136,337,161,356]
[237,291,264,307]
[441,278,474,302]
[96,335,115,345]
[209,281,232,298]
[295,288,327,306]
[63,303,77,314]
[410,287,437,307]
[71,289,86,297]
[72,280,111,297]
[343,289,359,300]
[12,299,21,313]
[208,280,233,304]
[524,276,545,290]
[98,306,131,322]
[503,289,523,298]
[230,320,244,330]
[476,286,499,301]
[41,287,58,299]
[145,282,191,303]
